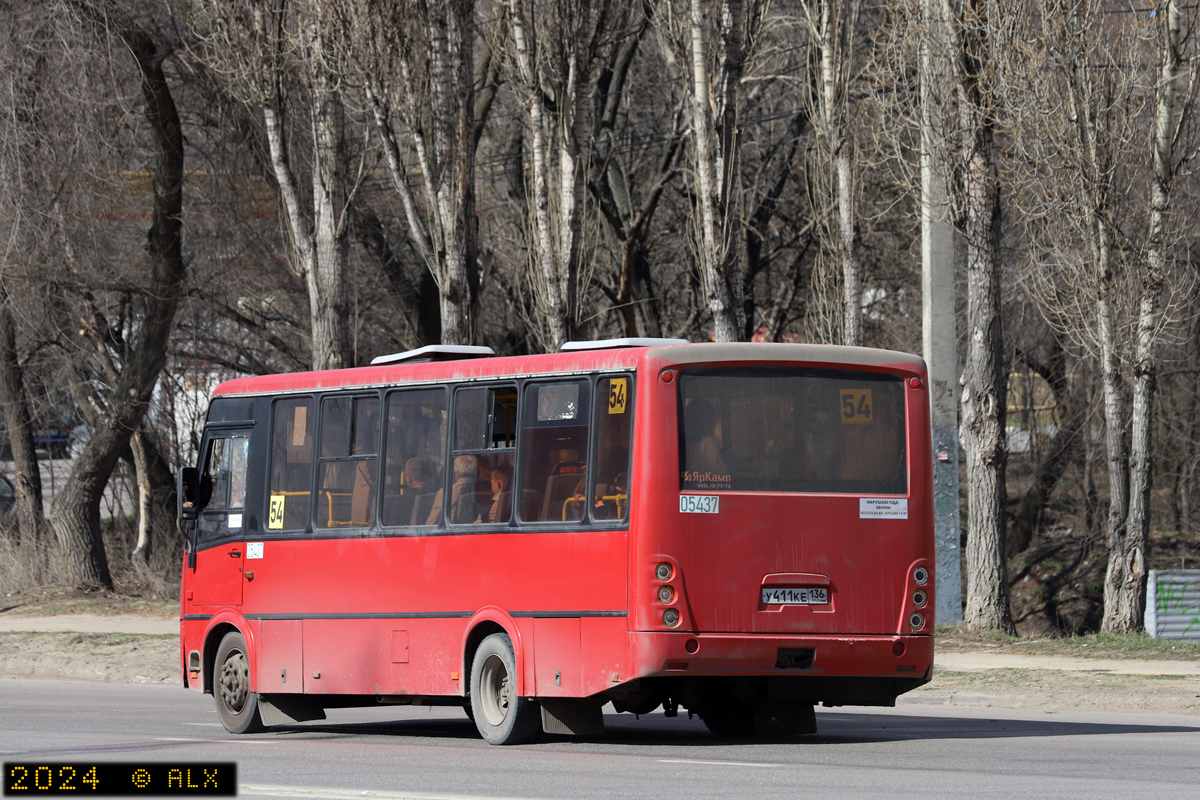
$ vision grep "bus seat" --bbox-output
[520,489,540,521]
[382,491,415,527]
[540,473,581,522]
[412,491,436,525]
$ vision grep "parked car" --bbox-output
[31,427,71,459]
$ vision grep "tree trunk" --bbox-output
[0,293,46,547]
[687,0,745,342]
[307,52,351,370]
[425,1,477,345]
[952,0,1014,634]
[129,428,153,570]
[813,0,863,346]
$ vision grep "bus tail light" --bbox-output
[663,609,681,627]
[656,562,673,581]
[912,590,927,607]
[909,612,925,630]
[913,566,929,585]
[658,585,675,604]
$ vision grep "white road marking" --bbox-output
[239,786,542,800]
[657,758,781,768]
[181,722,225,727]
[154,737,277,745]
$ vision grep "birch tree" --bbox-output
[194,0,358,369]
[1106,0,1196,631]
[334,0,490,346]
[509,0,616,350]
[682,0,766,342]
[803,0,863,345]
[1006,0,1198,632]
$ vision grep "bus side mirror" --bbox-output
[178,467,199,520]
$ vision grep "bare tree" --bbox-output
[1006,0,1198,632]
[804,0,863,345]
[45,0,190,588]
[332,0,492,346]
[193,0,360,369]
[0,8,49,549]
[1106,0,1197,630]
[682,0,765,342]
[508,0,618,349]
[944,0,1014,633]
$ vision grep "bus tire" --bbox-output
[214,631,265,734]
[701,699,755,739]
[469,633,540,745]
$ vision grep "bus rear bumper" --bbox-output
[628,631,933,679]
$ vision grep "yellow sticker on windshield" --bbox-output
[608,378,628,414]
[840,389,873,424]
[268,495,286,529]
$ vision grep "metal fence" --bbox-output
[1145,570,1200,640]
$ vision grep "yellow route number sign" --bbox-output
[608,378,628,414]
[840,388,873,424]
[268,495,286,529]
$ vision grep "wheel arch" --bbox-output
[202,614,254,695]
[462,608,525,697]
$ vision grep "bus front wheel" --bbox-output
[469,633,540,745]
[214,631,265,734]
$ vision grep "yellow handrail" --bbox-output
[561,493,628,521]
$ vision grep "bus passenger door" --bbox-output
[190,430,252,608]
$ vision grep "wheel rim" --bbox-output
[219,648,250,715]
[478,652,511,727]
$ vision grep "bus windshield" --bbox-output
[678,367,907,494]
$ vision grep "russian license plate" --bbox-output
[761,587,829,605]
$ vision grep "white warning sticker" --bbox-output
[859,498,908,519]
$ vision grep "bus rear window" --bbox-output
[678,367,907,494]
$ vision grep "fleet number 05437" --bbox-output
[679,495,719,514]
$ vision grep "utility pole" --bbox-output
[921,0,962,625]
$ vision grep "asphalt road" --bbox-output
[2,680,1198,799]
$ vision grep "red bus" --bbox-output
[177,340,934,744]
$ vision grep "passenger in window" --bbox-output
[685,399,727,474]
[426,455,481,525]
[404,457,432,492]
[482,462,512,523]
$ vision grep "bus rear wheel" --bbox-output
[214,631,265,734]
[701,699,755,739]
[469,633,540,745]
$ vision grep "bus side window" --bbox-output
[592,376,632,521]
[518,380,591,523]
[381,388,448,527]
[316,395,380,529]
[197,435,250,543]
[446,386,517,526]
[268,398,314,532]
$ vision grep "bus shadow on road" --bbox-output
[251,709,1199,747]
[796,711,1200,745]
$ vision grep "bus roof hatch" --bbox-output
[371,345,497,365]
[561,337,688,351]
